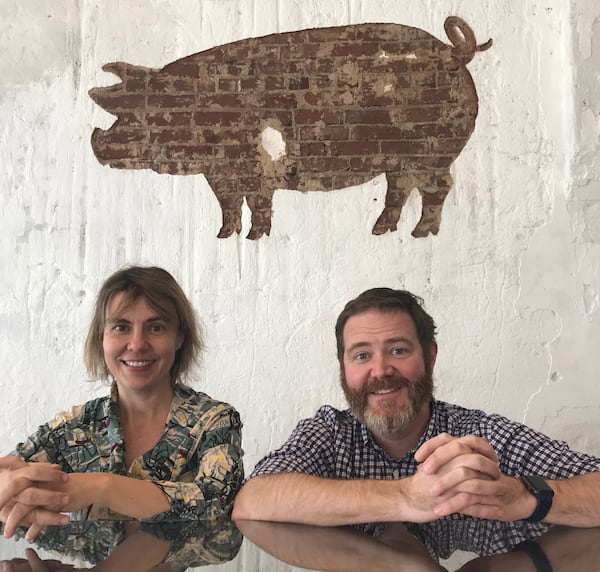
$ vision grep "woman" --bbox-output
[0,266,243,540]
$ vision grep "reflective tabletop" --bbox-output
[1,518,600,571]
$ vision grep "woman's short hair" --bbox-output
[84,266,204,385]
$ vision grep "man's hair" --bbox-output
[84,266,204,385]
[335,288,437,362]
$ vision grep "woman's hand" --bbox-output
[0,457,69,509]
[1,499,69,541]
[0,473,111,541]
[0,457,71,540]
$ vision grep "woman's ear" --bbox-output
[176,333,184,350]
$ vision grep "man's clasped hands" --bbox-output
[394,432,533,524]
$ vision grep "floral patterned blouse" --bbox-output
[14,384,244,521]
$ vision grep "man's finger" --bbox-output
[453,436,499,462]
[416,434,498,464]
[433,492,504,520]
[445,501,507,521]
[414,433,454,462]
[418,436,499,474]
[432,466,509,499]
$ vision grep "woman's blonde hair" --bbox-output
[84,266,204,385]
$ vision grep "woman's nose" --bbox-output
[127,328,149,351]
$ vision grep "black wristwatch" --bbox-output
[521,475,554,523]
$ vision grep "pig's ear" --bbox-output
[88,62,152,112]
[100,61,150,81]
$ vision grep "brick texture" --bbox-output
[89,16,491,239]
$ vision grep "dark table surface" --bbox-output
[1,518,600,571]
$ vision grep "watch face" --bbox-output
[523,475,554,496]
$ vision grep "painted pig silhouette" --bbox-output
[89,17,491,239]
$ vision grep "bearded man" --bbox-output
[233,288,600,559]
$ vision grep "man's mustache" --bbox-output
[362,375,411,395]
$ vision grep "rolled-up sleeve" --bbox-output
[145,405,244,521]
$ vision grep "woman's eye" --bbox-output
[113,324,128,333]
[150,323,166,333]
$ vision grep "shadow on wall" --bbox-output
[89,17,492,240]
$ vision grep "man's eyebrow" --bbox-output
[386,336,415,346]
[346,337,415,353]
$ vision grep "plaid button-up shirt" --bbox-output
[250,399,600,558]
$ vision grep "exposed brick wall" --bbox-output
[90,17,491,239]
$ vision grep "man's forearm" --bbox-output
[546,472,600,526]
[232,473,417,525]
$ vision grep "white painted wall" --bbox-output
[1,0,599,569]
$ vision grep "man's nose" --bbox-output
[370,354,394,378]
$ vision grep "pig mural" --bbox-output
[89,16,491,239]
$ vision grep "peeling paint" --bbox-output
[259,126,286,162]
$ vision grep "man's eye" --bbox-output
[355,352,369,361]
[392,347,407,356]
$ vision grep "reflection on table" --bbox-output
[238,519,600,572]
[1,517,600,571]
[0,517,241,571]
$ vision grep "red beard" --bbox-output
[341,372,433,436]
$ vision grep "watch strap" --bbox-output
[513,540,553,572]
[524,491,553,522]
[521,476,554,523]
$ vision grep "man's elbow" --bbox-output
[233,474,279,520]
[232,480,257,521]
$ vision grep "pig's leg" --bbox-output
[412,172,452,237]
[371,174,411,235]
[212,189,243,238]
[245,192,274,240]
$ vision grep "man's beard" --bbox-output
[341,370,433,438]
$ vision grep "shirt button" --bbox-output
[393,469,400,478]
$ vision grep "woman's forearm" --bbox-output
[65,473,170,519]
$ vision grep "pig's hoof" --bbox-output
[371,219,397,235]
[411,222,439,237]
[246,227,269,240]
[217,226,235,238]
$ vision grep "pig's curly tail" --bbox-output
[444,16,493,64]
